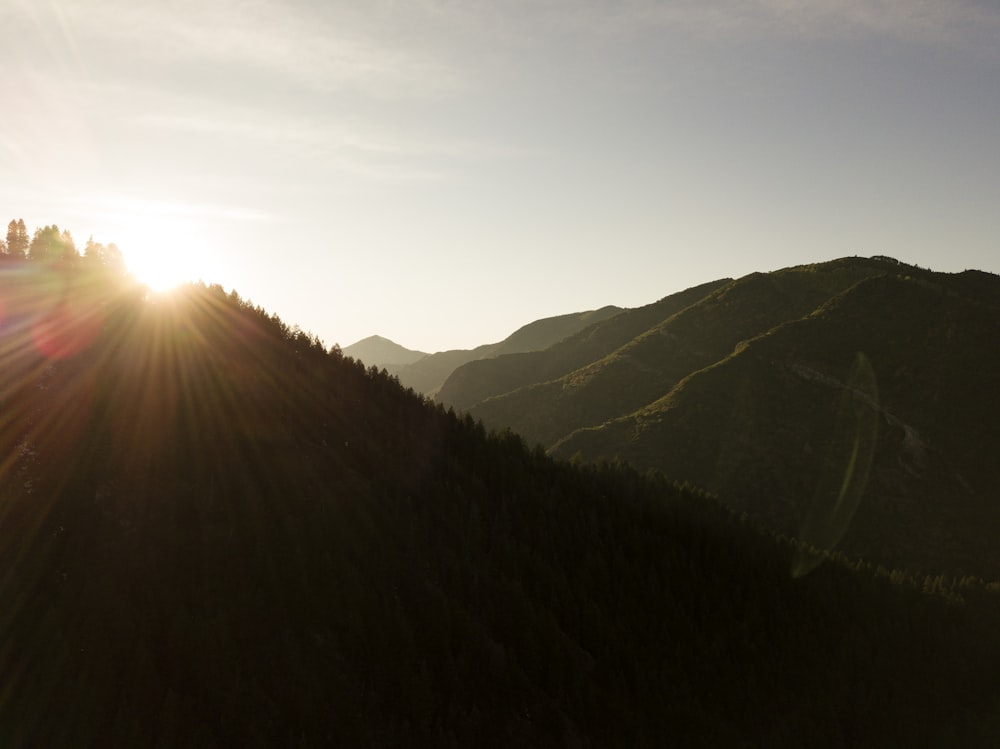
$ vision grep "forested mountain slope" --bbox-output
[438,279,728,411]
[554,268,1000,577]
[457,259,890,444]
[448,258,1000,576]
[3,255,1000,747]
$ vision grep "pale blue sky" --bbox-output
[3,1,998,351]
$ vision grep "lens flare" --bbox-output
[792,352,879,578]
[31,300,104,360]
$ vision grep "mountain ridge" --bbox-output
[342,334,428,369]
[438,279,731,411]
[448,257,1000,577]
[351,305,625,396]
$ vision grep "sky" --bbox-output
[2,0,998,353]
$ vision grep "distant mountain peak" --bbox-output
[384,306,625,397]
[343,335,427,368]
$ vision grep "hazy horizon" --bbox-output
[4,1,999,352]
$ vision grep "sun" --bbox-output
[127,248,190,292]
[95,201,225,293]
[118,220,218,293]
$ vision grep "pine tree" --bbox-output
[6,219,28,256]
[84,236,126,273]
[15,219,28,255]
[29,224,78,262]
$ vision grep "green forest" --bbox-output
[2,221,1000,746]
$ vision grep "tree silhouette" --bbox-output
[28,224,78,262]
[6,218,29,256]
[84,235,126,274]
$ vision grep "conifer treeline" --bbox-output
[4,218,124,270]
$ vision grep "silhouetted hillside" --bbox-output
[489,306,624,357]
[461,260,889,444]
[3,255,1000,747]
[343,334,427,370]
[386,306,623,396]
[438,280,728,411]
[554,268,1000,576]
[452,257,1000,577]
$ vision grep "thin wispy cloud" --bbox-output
[42,0,465,100]
[93,195,272,224]
[133,108,530,160]
[124,99,531,189]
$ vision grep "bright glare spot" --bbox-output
[128,249,189,292]
[117,219,219,292]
